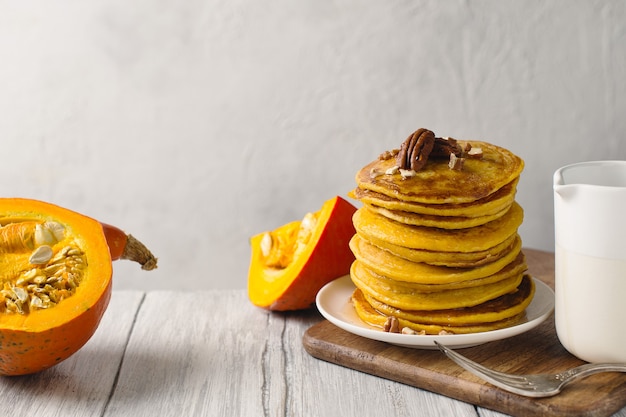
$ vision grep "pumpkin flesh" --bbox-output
[248,196,356,311]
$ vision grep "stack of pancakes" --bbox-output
[348,129,533,334]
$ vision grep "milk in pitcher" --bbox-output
[554,160,626,363]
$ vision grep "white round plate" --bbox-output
[316,275,555,349]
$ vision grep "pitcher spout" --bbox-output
[553,184,577,199]
[553,169,576,199]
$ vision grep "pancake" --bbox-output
[361,275,535,326]
[350,251,527,293]
[351,275,534,334]
[350,234,524,284]
[350,178,518,218]
[352,202,524,253]
[351,269,524,312]
[356,141,524,205]
[364,203,510,229]
[362,233,520,268]
[350,261,525,311]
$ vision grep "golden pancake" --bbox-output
[350,178,518,218]
[365,203,510,229]
[361,275,535,326]
[350,252,527,293]
[350,261,525,310]
[349,232,523,284]
[362,233,519,268]
[351,277,533,334]
[354,304,526,334]
[356,141,524,205]
[352,202,523,253]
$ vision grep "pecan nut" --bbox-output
[378,149,399,161]
[448,153,465,170]
[383,316,400,333]
[430,137,463,158]
[396,128,435,171]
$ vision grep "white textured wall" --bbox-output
[1,0,624,290]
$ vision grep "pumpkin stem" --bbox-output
[121,234,158,270]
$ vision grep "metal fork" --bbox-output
[435,341,626,397]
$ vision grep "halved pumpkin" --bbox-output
[248,196,357,311]
[0,198,156,376]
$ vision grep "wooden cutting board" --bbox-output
[302,249,626,417]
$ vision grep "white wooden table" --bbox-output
[3,289,626,417]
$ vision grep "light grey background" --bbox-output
[1,0,624,291]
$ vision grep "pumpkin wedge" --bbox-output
[248,196,356,311]
[0,198,156,376]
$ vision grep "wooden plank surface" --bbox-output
[104,290,480,417]
[0,291,144,417]
[104,290,272,417]
[281,306,479,417]
[302,249,626,417]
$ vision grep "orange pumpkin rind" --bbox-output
[0,198,156,376]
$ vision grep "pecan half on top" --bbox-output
[395,128,436,171]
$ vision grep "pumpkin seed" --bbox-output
[30,295,43,309]
[1,241,86,315]
[43,262,61,272]
[13,286,28,303]
[34,224,55,247]
[46,276,61,284]
[47,289,58,303]
[33,222,65,247]
[12,299,25,314]
[29,245,54,265]
[49,246,72,264]
[15,276,30,287]
[44,221,65,242]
